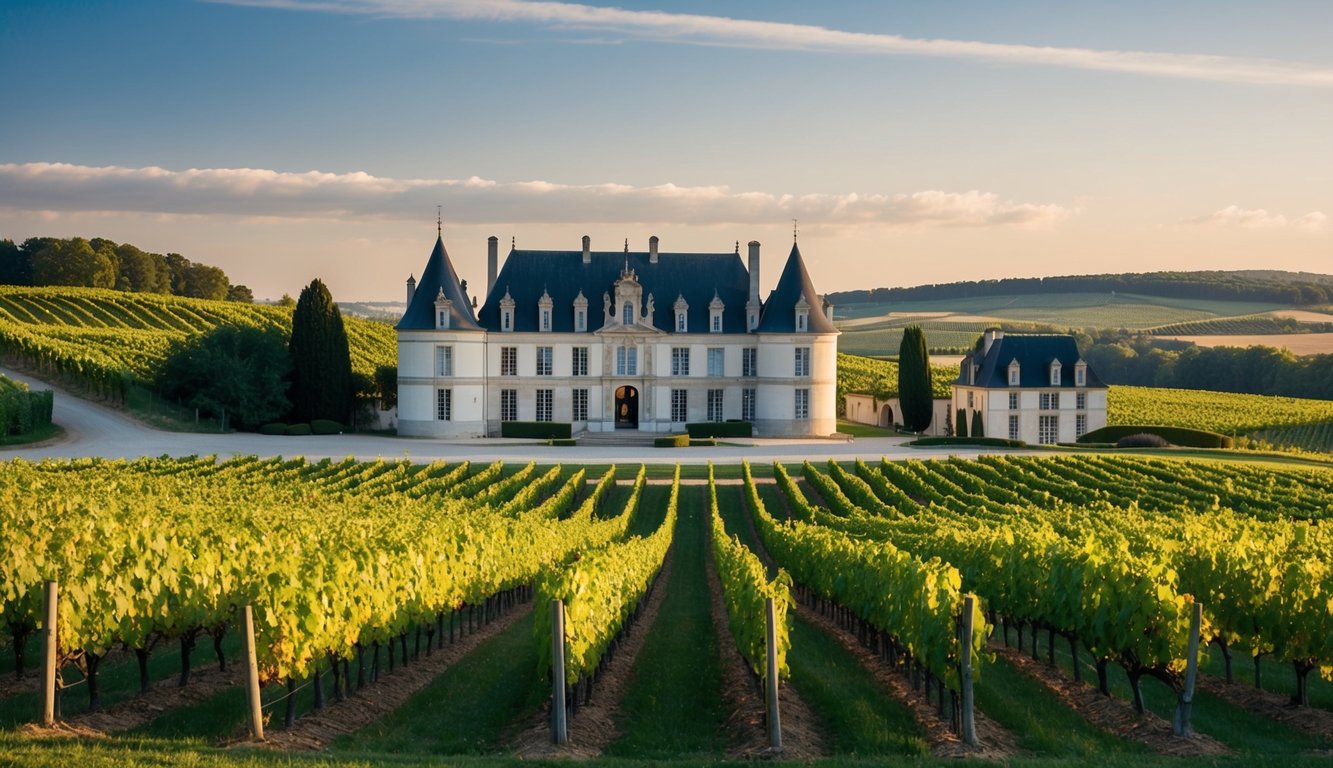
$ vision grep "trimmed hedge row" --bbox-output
[1079,424,1233,449]
[654,434,719,447]
[0,379,54,436]
[259,420,344,436]
[686,421,752,438]
[910,436,1026,448]
[501,421,572,439]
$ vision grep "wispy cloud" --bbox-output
[209,0,1333,87]
[1188,205,1327,231]
[0,162,1068,229]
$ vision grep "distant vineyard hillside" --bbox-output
[0,286,395,394]
[836,353,955,415]
[1147,314,1333,336]
[1109,385,1333,451]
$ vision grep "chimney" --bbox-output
[982,329,1004,355]
[582,235,591,264]
[649,235,659,264]
[747,241,761,302]
[487,236,498,297]
[406,274,416,306]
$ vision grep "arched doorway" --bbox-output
[879,404,894,428]
[615,385,639,429]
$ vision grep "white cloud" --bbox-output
[1189,205,1327,231]
[210,0,1333,87]
[0,161,1068,229]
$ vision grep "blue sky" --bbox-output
[1,1,1330,300]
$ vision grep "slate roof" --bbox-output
[396,235,482,331]
[756,244,839,333]
[954,334,1107,389]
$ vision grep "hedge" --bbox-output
[1078,425,1233,449]
[259,422,289,435]
[501,421,572,439]
[284,423,313,436]
[547,438,578,447]
[686,421,752,438]
[311,419,344,435]
[910,436,1026,448]
[0,379,53,437]
[655,434,690,448]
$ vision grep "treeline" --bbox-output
[1076,330,1333,401]
[0,236,252,302]
[831,270,1333,307]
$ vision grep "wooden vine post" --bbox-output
[765,597,783,752]
[959,595,977,747]
[551,599,568,745]
[242,604,264,740]
[1174,600,1203,738]
[39,580,58,726]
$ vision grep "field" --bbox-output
[833,293,1329,356]
[1157,333,1333,356]
[2,454,1331,767]
[0,286,396,393]
[1108,385,1333,435]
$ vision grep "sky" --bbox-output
[1,0,1330,302]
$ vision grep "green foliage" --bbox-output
[0,374,53,436]
[1081,424,1233,449]
[685,421,751,438]
[0,238,32,286]
[310,419,344,435]
[374,364,398,408]
[837,352,954,416]
[226,284,254,303]
[970,410,984,437]
[897,325,934,432]
[655,434,690,447]
[156,324,291,430]
[259,422,288,435]
[956,407,968,437]
[1110,385,1333,436]
[284,423,312,436]
[500,421,572,439]
[32,238,116,288]
[288,278,353,423]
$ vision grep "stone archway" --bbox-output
[615,385,639,429]
[879,404,894,428]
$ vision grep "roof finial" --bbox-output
[437,205,443,236]
[624,238,629,253]
[511,235,516,250]
[793,219,798,243]
[735,240,739,254]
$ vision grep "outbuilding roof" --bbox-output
[954,334,1107,389]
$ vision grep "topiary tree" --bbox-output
[971,409,985,438]
[956,408,968,437]
[288,278,352,424]
[897,325,933,433]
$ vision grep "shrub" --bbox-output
[547,438,577,447]
[1116,433,1170,448]
[910,436,1026,448]
[971,410,985,438]
[311,419,344,435]
[686,421,751,438]
[1079,425,1232,449]
[655,434,690,448]
[259,422,288,435]
[501,421,572,439]
[955,408,968,437]
[284,423,312,436]
[689,438,717,447]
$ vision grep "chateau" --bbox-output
[396,231,839,437]
[952,330,1108,444]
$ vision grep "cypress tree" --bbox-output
[288,278,352,424]
[971,410,985,438]
[956,408,968,437]
[897,325,933,433]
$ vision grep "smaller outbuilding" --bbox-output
[952,330,1107,444]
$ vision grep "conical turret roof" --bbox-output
[397,235,482,331]
[756,243,838,333]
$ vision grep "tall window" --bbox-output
[742,348,757,377]
[617,346,637,375]
[967,391,974,409]
[707,389,724,422]
[794,347,811,377]
[711,314,721,333]
[500,389,517,421]
[671,347,690,376]
[540,309,551,331]
[796,311,807,332]
[742,388,756,421]
[622,302,634,325]
[1008,414,1019,441]
[536,346,553,376]
[435,388,451,421]
[671,389,687,422]
[572,388,588,421]
[1008,392,1018,410]
[575,308,587,332]
[677,312,687,332]
[1076,392,1087,410]
[500,346,517,376]
[707,348,724,377]
[435,345,453,377]
[1039,414,1059,444]
[1076,413,1087,439]
[1075,367,1086,386]
[1040,392,1059,411]
[502,309,512,331]
[536,389,553,422]
[794,389,810,420]
[572,347,588,377]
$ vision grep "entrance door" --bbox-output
[614,385,639,429]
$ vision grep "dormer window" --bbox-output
[1075,359,1087,386]
[499,288,515,333]
[674,294,689,333]
[1049,359,1063,387]
[434,288,452,330]
[794,293,811,333]
[709,292,725,334]
[1008,360,1020,386]
[573,290,588,332]
[538,289,553,333]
